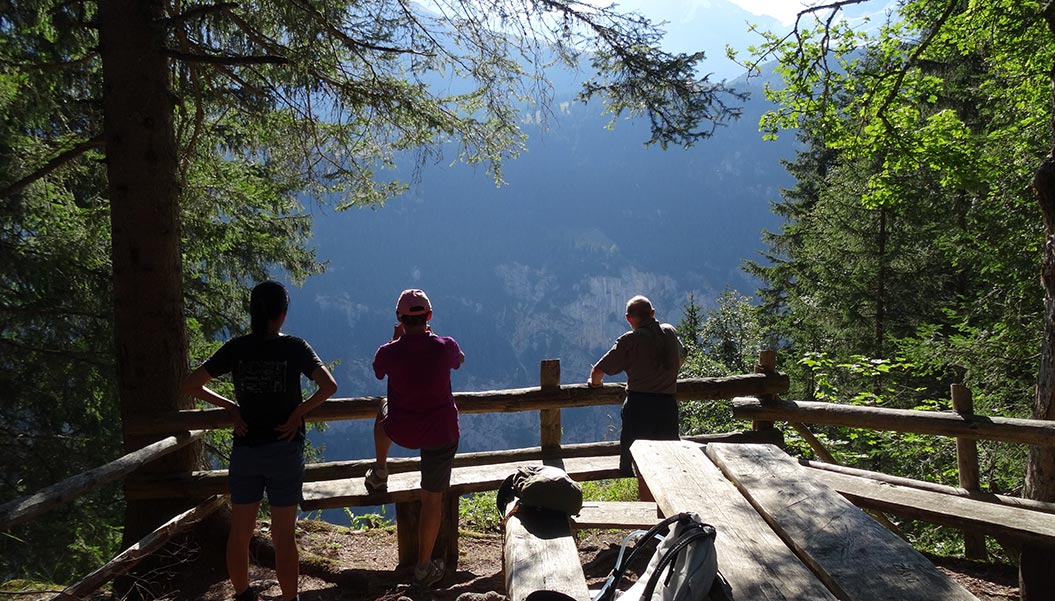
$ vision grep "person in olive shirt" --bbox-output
[181,281,337,601]
[588,295,686,500]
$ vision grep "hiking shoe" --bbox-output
[414,559,445,587]
[364,465,388,493]
[232,587,260,601]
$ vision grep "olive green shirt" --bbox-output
[595,318,686,394]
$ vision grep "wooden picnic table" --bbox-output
[630,440,978,601]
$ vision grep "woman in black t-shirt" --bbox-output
[181,281,337,601]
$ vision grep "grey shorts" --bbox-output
[420,439,459,493]
[228,440,305,507]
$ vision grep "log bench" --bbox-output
[503,500,591,601]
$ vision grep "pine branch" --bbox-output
[165,49,289,65]
[0,338,112,369]
[286,0,429,57]
[0,51,98,71]
[162,2,241,26]
[1,135,104,199]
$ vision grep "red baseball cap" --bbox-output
[396,289,432,317]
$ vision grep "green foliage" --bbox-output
[677,289,764,435]
[460,491,501,533]
[677,292,703,351]
[346,509,392,531]
[458,479,639,534]
[580,478,638,503]
[736,1,1050,558]
[743,0,1044,419]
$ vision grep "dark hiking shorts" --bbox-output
[619,392,680,477]
[229,440,305,507]
[420,439,459,492]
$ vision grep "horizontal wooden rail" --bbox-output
[733,398,1055,447]
[127,374,788,436]
[125,429,784,500]
[801,459,1055,515]
[802,465,1055,547]
[0,430,205,531]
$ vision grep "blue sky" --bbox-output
[622,0,812,25]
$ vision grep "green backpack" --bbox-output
[495,465,584,516]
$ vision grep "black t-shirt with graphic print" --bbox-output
[203,333,324,447]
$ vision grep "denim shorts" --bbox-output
[228,440,305,507]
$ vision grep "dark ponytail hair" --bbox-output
[250,281,289,335]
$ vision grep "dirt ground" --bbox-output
[144,519,1020,601]
[153,520,633,601]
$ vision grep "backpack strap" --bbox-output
[592,513,697,601]
[640,522,717,601]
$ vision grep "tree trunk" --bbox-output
[1022,153,1055,599]
[99,0,201,554]
[874,204,887,360]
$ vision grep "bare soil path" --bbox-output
[155,520,1019,601]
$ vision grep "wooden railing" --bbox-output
[0,357,787,599]
[5,350,1055,598]
[733,382,1055,562]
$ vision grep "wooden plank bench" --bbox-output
[630,440,839,601]
[301,454,621,570]
[503,500,591,601]
[705,443,976,601]
[570,501,659,532]
[800,459,1055,547]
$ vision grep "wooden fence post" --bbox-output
[395,494,460,569]
[753,350,778,432]
[952,384,988,561]
[540,359,562,457]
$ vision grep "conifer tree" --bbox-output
[2,0,746,582]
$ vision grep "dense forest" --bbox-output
[5,0,1055,598]
[675,1,1055,591]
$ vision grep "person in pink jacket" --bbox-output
[365,288,465,587]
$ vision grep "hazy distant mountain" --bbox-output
[282,3,802,517]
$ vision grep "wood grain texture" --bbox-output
[131,431,783,501]
[801,459,1055,514]
[52,495,226,600]
[805,464,1055,546]
[570,501,659,531]
[503,501,590,601]
[395,495,461,569]
[706,443,976,601]
[630,440,838,601]
[951,385,987,560]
